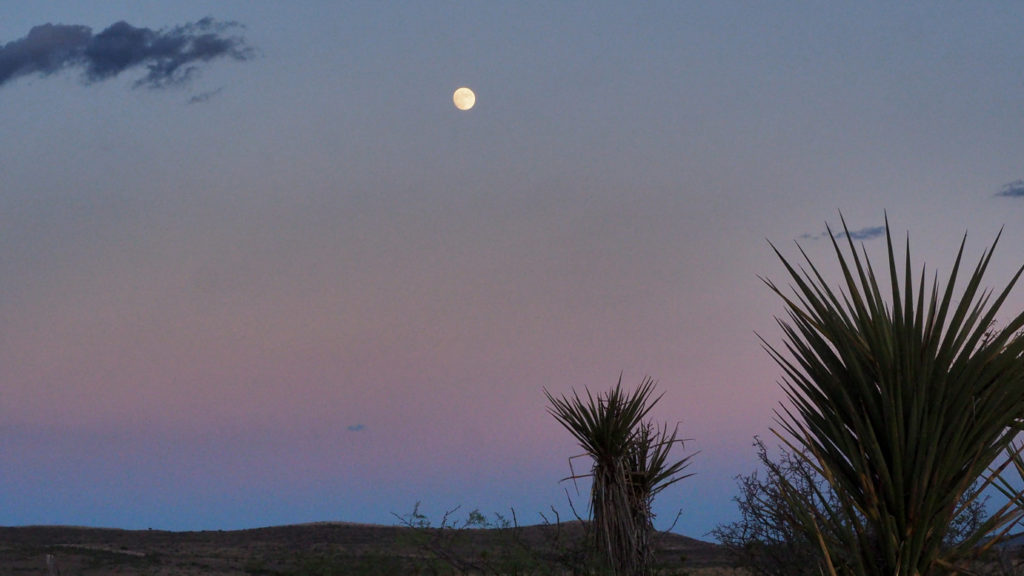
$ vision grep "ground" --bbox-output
[0,522,745,575]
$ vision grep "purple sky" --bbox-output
[2,2,1024,539]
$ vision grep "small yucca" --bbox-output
[545,376,693,576]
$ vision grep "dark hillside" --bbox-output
[0,522,737,575]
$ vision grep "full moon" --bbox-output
[453,87,476,111]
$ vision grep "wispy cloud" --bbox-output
[800,224,886,242]
[0,17,251,91]
[995,179,1024,198]
[188,87,224,104]
[840,225,886,241]
[347,424,366,432]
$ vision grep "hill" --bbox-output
[0,522,740,575]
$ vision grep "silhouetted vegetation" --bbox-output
[545,376,695,576]
[761,217,1024,575]
[392,503,700,575]
[712,437,990,576]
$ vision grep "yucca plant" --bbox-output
[545,376,693,576]
[762,216,1024,575]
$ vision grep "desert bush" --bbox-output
[711,437,989,576]
[711,437,840,576]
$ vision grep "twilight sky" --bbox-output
[2,2,1023,538]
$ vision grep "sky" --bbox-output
[2,2,1023,539]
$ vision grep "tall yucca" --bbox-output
[763,217,1024,575]
[545,376,693,576]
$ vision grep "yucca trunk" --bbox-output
[592,456,644,575]
[764,216,1024,576]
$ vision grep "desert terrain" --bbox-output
[0,522,741,575]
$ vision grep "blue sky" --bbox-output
[1,2,1023,538]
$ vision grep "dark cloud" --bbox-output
[347,424,366,432]
[996,179,1024,198]
[0,17,250,90]
[0,23,91,82]
[800,225,886,242]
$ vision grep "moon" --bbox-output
[453,87,476,111]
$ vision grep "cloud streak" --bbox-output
[995,180,1024,198]
[800,224,886,242]
[188,87,224,104]
[0,17,251,90]
[838,225,886,241]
